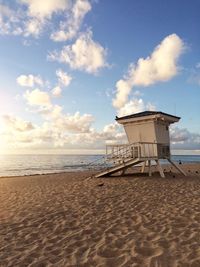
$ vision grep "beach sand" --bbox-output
[0,163,200,267]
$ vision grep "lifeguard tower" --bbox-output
[96,111,186,178]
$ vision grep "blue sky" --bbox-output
[0,0,199,154]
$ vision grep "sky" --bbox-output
[0,0,199,154]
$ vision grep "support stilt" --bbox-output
[167,159,187,176]
[141,161,146,173]
[155,159,165,178]
[120,167,128,176]
[148,160,152,176]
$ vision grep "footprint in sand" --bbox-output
[134,245,163,258]
[190,259,200,267]
[149,251,175,267]
[97,246,121,259]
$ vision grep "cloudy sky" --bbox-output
[0,0,199,154]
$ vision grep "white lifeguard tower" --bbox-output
[96,111,186,178]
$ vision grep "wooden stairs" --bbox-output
[95,158,143,178]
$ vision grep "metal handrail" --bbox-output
[106,142,170,162]
[106,142,142,161]
[85,142,170,170]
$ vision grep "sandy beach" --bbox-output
[0,163,200,267]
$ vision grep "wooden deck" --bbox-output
[95,142,186,178]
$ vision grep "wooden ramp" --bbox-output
[95,158,143,178]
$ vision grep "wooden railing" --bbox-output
[106,142,170,162]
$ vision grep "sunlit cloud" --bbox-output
[113,34,186,109]
[0,0,91,39]
[51,0,91,42]
[49,30,108,74]
[56,69,72,87]
[49,111,95,133]
[117,98,156,117]
[2,114,35,132]
[170,126,200,150]
[24,18,44,37]
[0,108,126,151]
[20,0,69,19]
[20,0,70,37]
[51,86,62,97]
[0,3,23,35]
[17,74,44,87]
[24,88,51,107]
[1,107,199,152]
[50,70,72,97]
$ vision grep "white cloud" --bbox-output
[113,79,132,109]
[117,98,145,117]
[50,105,63,119]
[56,69,72,87]
[24,18,44,37]
[51,0,91,42]
[103,122,120,136]
[17,74,44,87]
[1,111,199,152]
[117,98,156,117]
[0,0,92,39]
[0,1,70,37]
[51,86,62,97]
[20,0,69,19]
[1,110,97,149]
[2,115,34,132]
[1,94,199,152]
[0,4,13,17]
[38,105,95,134]
[0,4,22,35]
[113,34,185,109]
[0,3,33,36]
[102,122,126,143]
[146,102,156,111]
[131,34,185,86]
[170,127,200,150]
[24,88,51,107]
[49,30,108,74]
[51,70,72,98]
[52,111,94,133]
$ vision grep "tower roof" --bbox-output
[116,111,180,124]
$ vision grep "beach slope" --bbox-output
[0,163,200,266]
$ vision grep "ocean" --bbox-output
[0,154,200,177]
